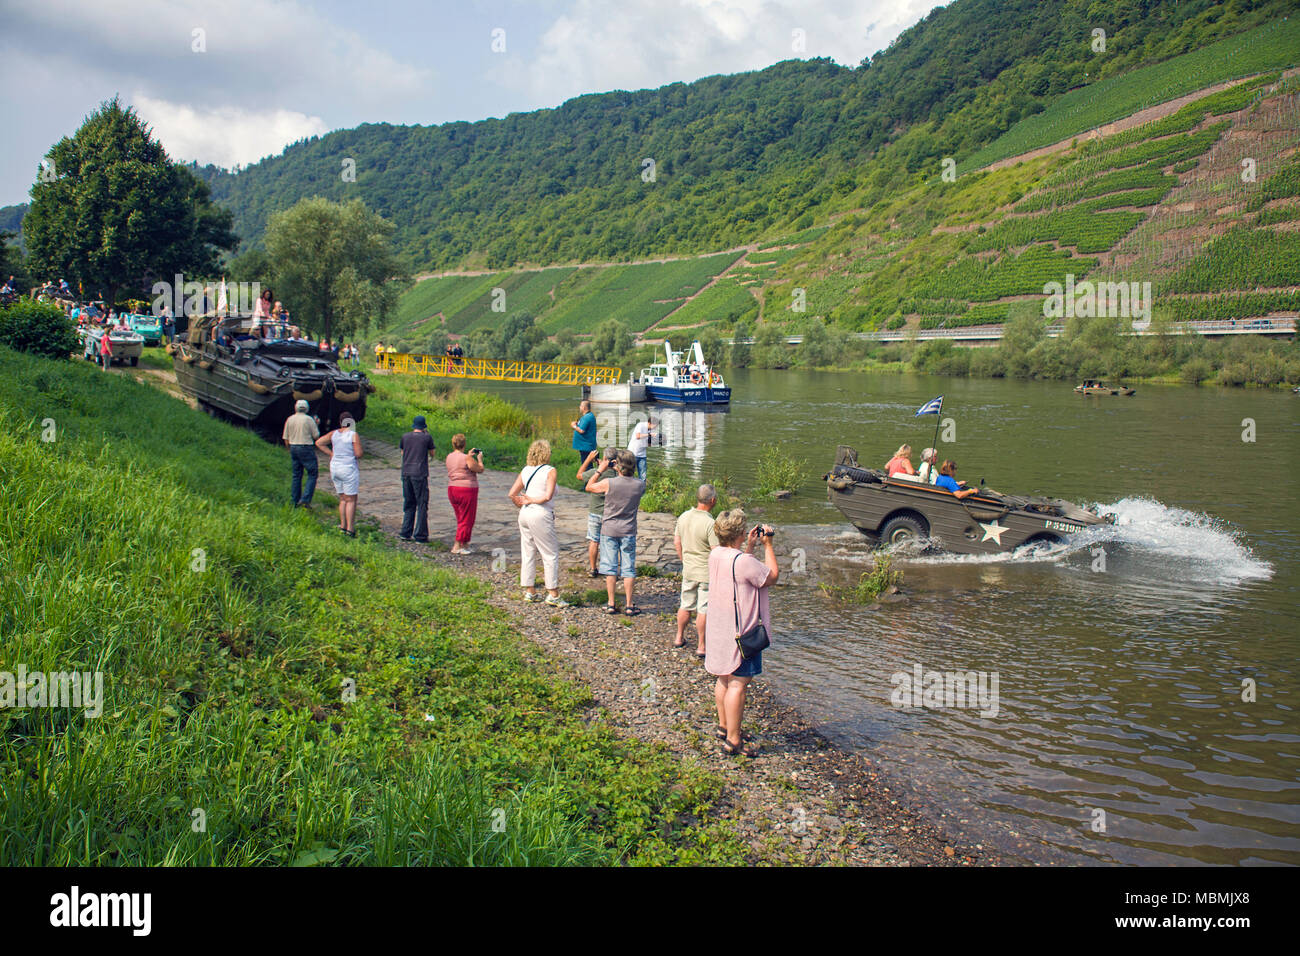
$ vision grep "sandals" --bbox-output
[604,604,619,615]
[623,606,640,617]
[720,738,759,757]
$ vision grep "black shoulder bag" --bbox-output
[731,554,771,660]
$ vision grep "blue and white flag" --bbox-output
[915,395,944,416]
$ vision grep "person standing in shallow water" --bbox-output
[706,509,778,758]
[398,415,436,543]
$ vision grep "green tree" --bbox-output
[589,319,632,366]
[730,319,752,368]
[752,322,789,368]
[0,232,29,291]
[799,318,833,367]
[226,246,272,285]
[265,197,404,341]
[24,97,236,308]
[695,326,724,369]
[999,312,1046,378]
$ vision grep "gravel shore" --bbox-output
[350,437,1008,865]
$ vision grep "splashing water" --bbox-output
[866,497,1272,584]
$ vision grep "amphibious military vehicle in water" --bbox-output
[170,314,372,438]
[824,446,1113,555]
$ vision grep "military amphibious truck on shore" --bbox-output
[170,315,372,439]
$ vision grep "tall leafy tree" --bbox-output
[265,197,404,341]
[24,97,236,307]
[0,232,29,291]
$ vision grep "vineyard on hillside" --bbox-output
[383,68,1299,352]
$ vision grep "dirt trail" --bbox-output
[354,436,680,566]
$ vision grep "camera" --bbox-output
[750,524,774,538]
[470,448,480,455]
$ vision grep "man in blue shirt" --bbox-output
[571,400,597,458]
[934,460,977,498]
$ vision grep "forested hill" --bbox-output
[188,0,1289,271]
[3,0,1288,274]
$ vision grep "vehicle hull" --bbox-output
[584,382,647,403]
[643,384,731,405]
[172,337,369,437]
[825,448,1110,555]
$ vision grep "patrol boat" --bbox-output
[170,314,372,438]
[632,340,730,405]
[824,446,1113,555]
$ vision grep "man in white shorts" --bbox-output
[674,483,719,656]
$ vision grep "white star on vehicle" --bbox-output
[979,521,1007,544]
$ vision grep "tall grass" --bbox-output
[640,461,740,516]
[0,346,740,865]
[364,370,588,488]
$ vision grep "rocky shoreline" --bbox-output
[348,437,1017,865]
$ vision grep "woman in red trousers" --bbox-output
[446,433,484,554]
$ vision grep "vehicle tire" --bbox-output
[881,514,928,546]
[130,356,138,367]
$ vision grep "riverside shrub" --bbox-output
[0,300,79,360]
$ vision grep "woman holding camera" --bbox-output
[446,433,485,554]
[706,509,778,757]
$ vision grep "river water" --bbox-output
[467,368,1298,866]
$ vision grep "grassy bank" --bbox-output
[361,365,591,490]
[0,346,743,865]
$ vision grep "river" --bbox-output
[461,367,1299,866]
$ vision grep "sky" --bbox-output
[0,0,939,206]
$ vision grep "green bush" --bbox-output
[0,300,79,360]
[753,442,807,497]
[640,462,738,515]
[1180,357,1212,385]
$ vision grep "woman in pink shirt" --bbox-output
[446,433,485,554]
[885,444,915,477]
[705,509,778,757]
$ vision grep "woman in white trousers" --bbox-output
[507,439,570,608]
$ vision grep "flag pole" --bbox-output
[931,398,943,456]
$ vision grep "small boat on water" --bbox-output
[824,446,1114,555]
[632,340,730,405]
[1076,379,1135,396]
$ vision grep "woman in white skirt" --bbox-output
[507,439,569,607]
[316,415,363,537]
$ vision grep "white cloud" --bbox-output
[131,96,329,170]
[3,0,432,123]
[503,0,936,105]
